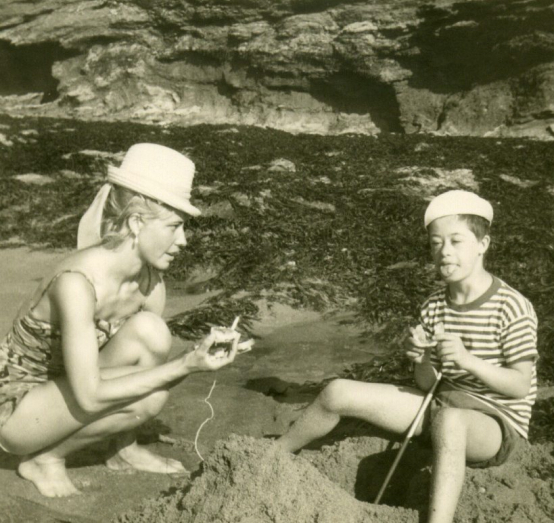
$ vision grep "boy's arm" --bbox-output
[435,333,534,399]
[462,356,533,399]
[406,329,441,391]
[413,352,441,391]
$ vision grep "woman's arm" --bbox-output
[52,273,234,415]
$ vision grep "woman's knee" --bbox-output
[132,390,169,421]
[126,312,172,362]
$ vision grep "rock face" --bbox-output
[0,0,553,138]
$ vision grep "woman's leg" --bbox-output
[15,376,172,497]
[94,312,185,474]
[277,378,428,453]
[427,408,502,523]
[0,312,183,497]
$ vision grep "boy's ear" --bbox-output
[479,234,491,255]
[127,213,143,237]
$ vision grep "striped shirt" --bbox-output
[420,276,538,438]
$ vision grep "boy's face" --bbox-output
[428,215,490,285]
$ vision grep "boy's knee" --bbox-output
[134,390,169,421]
[319,379,350,413]
[127,312,172,360]
[431,408,467,444]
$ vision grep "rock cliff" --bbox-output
[1,0,553,137]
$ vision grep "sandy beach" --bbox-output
[0,247,553,523]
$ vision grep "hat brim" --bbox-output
[177,201,202,217]
[108,165,201,217]
[165,199,201,217]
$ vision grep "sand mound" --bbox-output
[114,435,417,523]
[114,435,554,523]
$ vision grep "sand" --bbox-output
[1,248,553,523]
[114,435,418,523]
[114,434,554,523]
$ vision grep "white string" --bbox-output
[194,379,217,462]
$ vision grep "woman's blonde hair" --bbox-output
[100,185,174,248]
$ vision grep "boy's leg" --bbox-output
[428,408,502,523]
[277,378,428,453]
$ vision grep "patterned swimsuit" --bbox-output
[0,270,130,428]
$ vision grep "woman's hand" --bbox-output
[182,330,239,373]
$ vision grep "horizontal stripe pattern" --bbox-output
[420,278,538,438]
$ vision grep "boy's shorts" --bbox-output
[418,382,523,469]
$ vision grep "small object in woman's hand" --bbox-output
[208,326,239,358]
[236,338,254,354]
[208,317,255,358]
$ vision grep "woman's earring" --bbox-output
[132,234,139,249]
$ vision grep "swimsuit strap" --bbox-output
[28,269,98,313]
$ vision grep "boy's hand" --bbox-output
[406,344,427,364]
[435,333,474,370]
[406,326,435,364]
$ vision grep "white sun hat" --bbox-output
[424,190,493,228]
[77,143,201,249]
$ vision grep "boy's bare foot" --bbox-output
[106,441,187,474]
[18,456,81,497]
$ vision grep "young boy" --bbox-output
[277,190,538,522]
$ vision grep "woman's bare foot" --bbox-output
[106,441,187,474]
[18,455,81,497]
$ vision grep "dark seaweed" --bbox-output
[0,115,553,396]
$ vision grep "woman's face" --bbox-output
[136,207,187,270]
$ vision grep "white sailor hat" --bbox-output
[424,190,493,228]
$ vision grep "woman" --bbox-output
[0,143,238,497]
